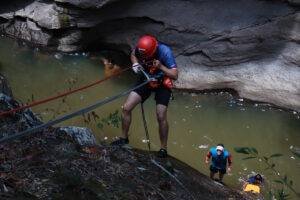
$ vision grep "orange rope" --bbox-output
[0,67,131,117]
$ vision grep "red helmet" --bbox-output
[136,35,158,59]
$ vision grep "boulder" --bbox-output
[57,126,97,146]
[287,0,300,6]
[0,73,12,97]
[0,0,299,111]
[54,0,117,9]
[0,94,42,138]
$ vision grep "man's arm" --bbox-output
[205,151,212,164]
[153,60,178,80]
[130,50,143,74]
[131,50,139,64]
[227,154,232,172]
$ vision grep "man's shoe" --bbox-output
[157,148,168,158]
[111,137,129,146]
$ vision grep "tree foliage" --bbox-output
[234,147,299,200]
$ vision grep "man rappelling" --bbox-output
[111,35,178,158]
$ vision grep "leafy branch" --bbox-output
[234,147,299,199]
[96,110,121,130]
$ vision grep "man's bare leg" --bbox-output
[121,91,142,138]
[219,172,224,182]
[156,104,168,150]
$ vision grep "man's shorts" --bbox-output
[133,83,172,106]
[210,165,226,174]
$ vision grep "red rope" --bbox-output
[0,67,131,117]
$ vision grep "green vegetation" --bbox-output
[96,110,122,130]
[25,75,122,131]
[81,109,121,130]
[83,110,122,130]
[234,147,299,200]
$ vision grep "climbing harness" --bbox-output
[141,63,174,90]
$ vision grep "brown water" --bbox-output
[0,36,299,198]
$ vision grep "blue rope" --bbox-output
[0,80,150,144]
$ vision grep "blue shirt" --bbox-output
[135,43,177,78]
[209,147,230,170]
[248,176,256,184]
[156,43,177,69]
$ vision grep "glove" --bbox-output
[132,63,143,74]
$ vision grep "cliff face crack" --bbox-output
[183,50,211,59]
[127,16,165,26]
[183,12,298,56]
[0,16,9,24]
[159,26,205,35]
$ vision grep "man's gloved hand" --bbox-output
[153,59,162,69]
[132,63,143,74]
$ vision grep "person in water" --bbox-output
[111,35,178,158]
[205,144,232,182]
[101,57,121,78]
[247,174,263,185]
[243,173,263,194]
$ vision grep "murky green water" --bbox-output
[1,36,299,198]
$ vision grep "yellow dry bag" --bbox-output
[243,183,260,194]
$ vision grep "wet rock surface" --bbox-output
[57,126,97,146]
[0,74,42,138]
[0,74,12,97]
[0,92,42,138]
[0,137,250,200]
[0,0,299,111]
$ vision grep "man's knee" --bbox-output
[156,110,167,123]
[122,103,132,114]
[122,92,141,114]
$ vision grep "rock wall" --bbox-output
[0,74,43,138]
[0,0,299,111]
